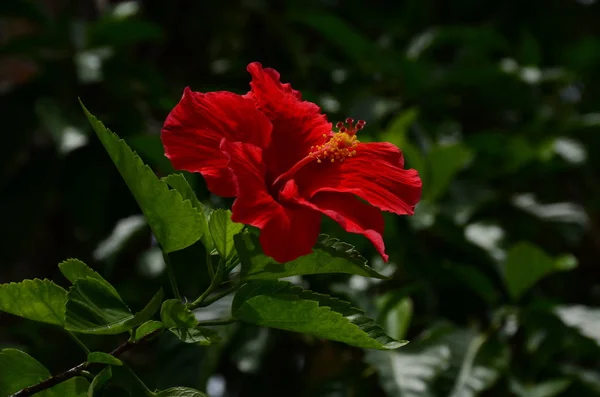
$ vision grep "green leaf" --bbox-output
[377,293,413,341]
[0,348,50,396]
[503,242,577,300]
[0,349,89,397]
[0,279,66,325]
[87,366,112,397]
[168,327,221,345]
[365,344,451,396]
[59,258,119,296]
[160,299,198,328]
[555,305,600,347]
[510,378,571,397]
[81,102,204,253]
[155,387,208,397]
[87,352,122,366]
[448,334,506,397]
[65,277,132,334]
[236,233,387,280]
[209,209,244,260]
[231,280,406,350]
[426,144,473,201]
[132,320,164,341]
[291,12,378,67]
[162,173,212,251]
[65,278,162,335]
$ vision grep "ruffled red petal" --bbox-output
[220,140,321,263]
[161,87,272,197]
[245,62,332,183]
[293,142,422,215]
[280,181,388,261]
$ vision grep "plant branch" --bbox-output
[162,250,181,301]
[9,328,163,397]
[193,285,238,308]
[196,317,236,326]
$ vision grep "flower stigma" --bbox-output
[310,118,365,163]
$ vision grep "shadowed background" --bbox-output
[1,0,600,396]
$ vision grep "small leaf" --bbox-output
[87,352,122,366]
[0,279,66,325]
[128,288,164,326]
[0,349,89,396]
[232,280,406,350]
[132,320,164,341]
[65,280,162,335]
[209,209,244,260]
[160,299,198,328]
[162,173,213,251]
[87,366,112,397]
[0,348,50,396]
[65,277,133,334]
[59,258,119,296]
[168,327,221,345]
[81,102,204,253]
[155,386,208,397]
[236,233,387,280]
[503,242,577,300]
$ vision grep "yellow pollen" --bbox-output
[309,118,365,164]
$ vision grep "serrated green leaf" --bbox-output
[236,233,387,280]
[168,327,221,345]
[209,209,244,261]
[87,352,122,366]
[65,277,133,334]
[160,299,198,328]
[132,320,164,341]
[155,387,208,397]
[87,366,112,397]
[162,173,213,251]
[503,242,577,300]
[65,278,162,335]
[59,258,119,297]
[231,280,406,350]
[0,279,66,325]
[0,349,89,397]
[80,102,204,253]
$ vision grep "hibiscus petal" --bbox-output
[220,140,321,263]
[294,142,422,215]
[280,182,388,262]
[161,87,272,197]
[245,62,332,182]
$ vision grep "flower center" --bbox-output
[270,118,365,191]
[309,118,365,163]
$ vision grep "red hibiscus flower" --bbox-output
[161,62,422,263]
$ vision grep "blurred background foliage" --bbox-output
[1,0,600,396]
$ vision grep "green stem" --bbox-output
[124,364,156,396]
[162,250,181,301]
[194,285,238,308]
[188,279,219,310]
[67,331,91,355]
[196,318,236,327]
[206,250,215,280]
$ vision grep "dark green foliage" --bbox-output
[1,0,599,396]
